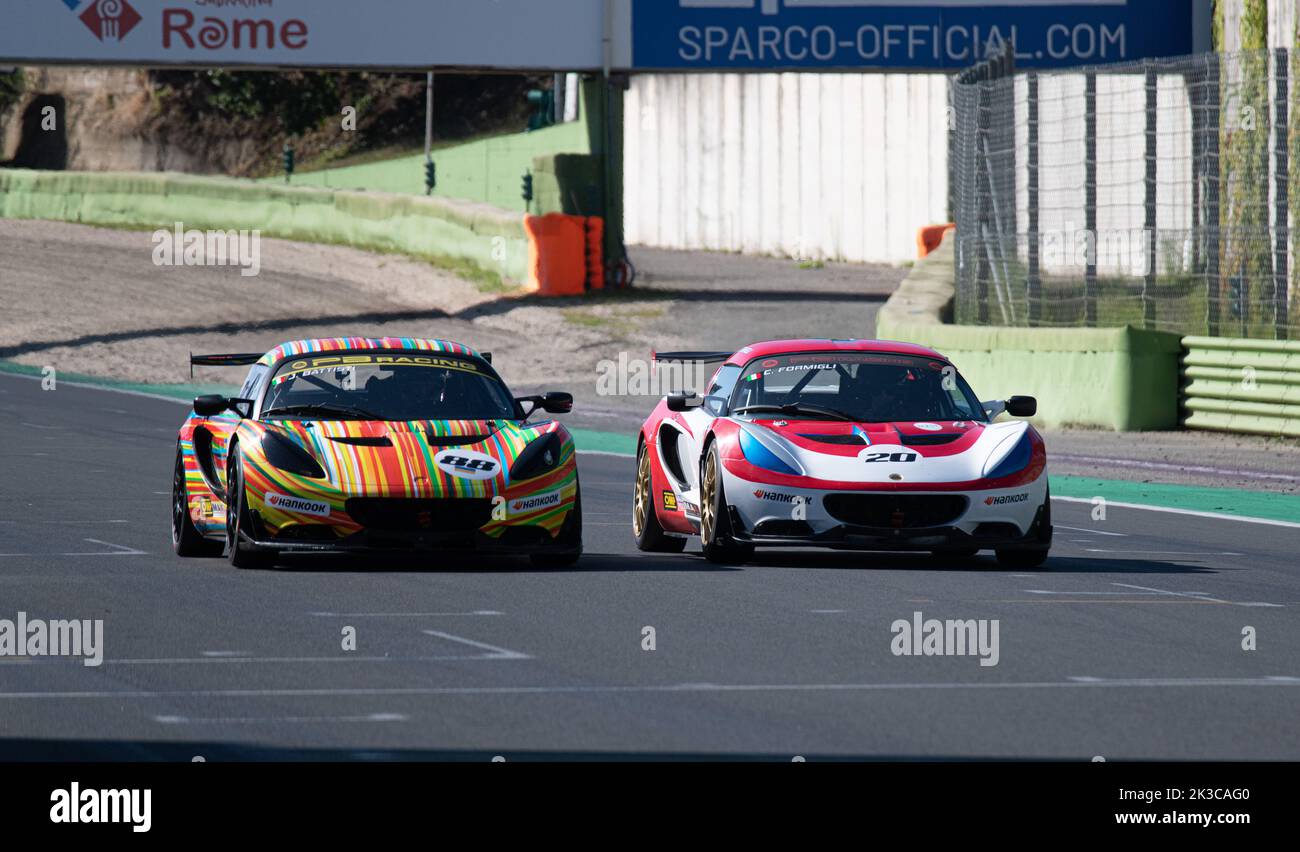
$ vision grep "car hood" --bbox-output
[258,418,555,496]
[737,418,1030,485]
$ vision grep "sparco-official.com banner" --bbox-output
[633,0,1209,71]
[1,0,613,69]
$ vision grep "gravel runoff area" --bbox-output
[2,219,1298,493]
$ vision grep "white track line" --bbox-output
[0,370,194,405]
[1085,549,1243,556]
[79,654,528,665]
[420,629,531,660]
[0,538,146,557]
[1055,524,1127,537]
[309,610,503,617]
[1023,582,1282,608]
[155,712,407,725]
[1052,496,1300,530]
[2,677,1298,701]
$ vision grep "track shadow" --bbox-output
[242,550,743,575]
[737,549,1222,575]
[197,548,1211,577]
[0,274,887,360]
[0,307,454,360]
[0,736,1055,762]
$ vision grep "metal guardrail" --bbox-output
[1182,337,1300,437]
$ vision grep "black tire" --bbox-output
[931,548,980,562]
[225,447,278,570]
[172,448,222,557]
[699,442,753,565]
[995,548,1050,569]
[996,489,1053,570]
[632,441,687,554]
[530,477,583,568]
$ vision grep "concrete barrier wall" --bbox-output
[1183,336,1300,436]
[877,233,1184,431]
[624,72,950,265]
[0,168,530,283]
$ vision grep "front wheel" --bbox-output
[225,448,278,570]
[996,489,1053,569]
[930,548,980,562]
[531,479,583,568]
[995,548,1050,569]
[699,442,753,566]
[172,448,222,557]
[633,442,687,553]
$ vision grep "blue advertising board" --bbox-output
[632,0,1205,71]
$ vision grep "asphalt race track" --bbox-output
[1,371,1298,761]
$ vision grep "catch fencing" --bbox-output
[952,46,1299,341]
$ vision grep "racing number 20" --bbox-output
[863,452,918,464]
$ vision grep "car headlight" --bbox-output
[738,428,800,476]
[261,431,326,479]
[510,433,562,480]
[985,432,1032,480]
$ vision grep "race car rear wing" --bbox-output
[652,350,732,364]
[190,352,263,378]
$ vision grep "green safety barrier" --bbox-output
[1182,336,1300,437]
[876,232,1183,431]
[0,168,530,283]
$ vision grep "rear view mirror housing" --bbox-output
[539,392,573,414]
[1005,396,1038,418]
[192,396,253,418]
[666,392,700,413]
[192,395,231,417]
[517,392,573,417]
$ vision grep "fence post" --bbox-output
[975,62,991,325]
[1206,54,1221,337]
[1027,71,1041,327]
[1144,65,1158,330]
[1274,47,1290,341]
[1085,72,1098,327]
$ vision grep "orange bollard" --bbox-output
[524,213,587,296]
[584,217,605,290]
[916,223,956,259]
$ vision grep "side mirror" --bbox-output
[539,391,573,414]
[1005,396,1038,418]
[517,392,573,417]
[193,395,231,417]
[666,392,700,413]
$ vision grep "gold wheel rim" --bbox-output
[633,447,651,537]
[700,452,717,545]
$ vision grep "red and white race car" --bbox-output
[632,339,1051,568]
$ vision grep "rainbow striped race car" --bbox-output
[171,337,581,569]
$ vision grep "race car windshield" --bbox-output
[262,353,517,421]
[728,352,986,423]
